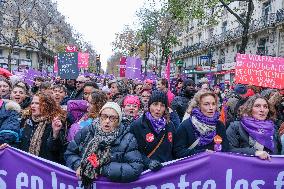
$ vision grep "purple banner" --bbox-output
[1,148,284,189]
[125,57,142,80]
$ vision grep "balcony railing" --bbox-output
[173,9,284,58]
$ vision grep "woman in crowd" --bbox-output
[175,90,229,158]
[67,91,108,141]
[51,84,70,110]
[11,84,31,109]
[31,76,44,94]
[140,89,151,112]
[0,77,12,99]
[226,94,279,159]
[130,91,176,171]
[65,102,144,187]
[82,82,99,101]
[20,93,67,163]
[121,95,142,126]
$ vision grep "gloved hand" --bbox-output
[148,160,163,171]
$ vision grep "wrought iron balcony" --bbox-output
[173,9,284,58]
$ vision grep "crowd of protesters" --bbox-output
[0,74,284,188]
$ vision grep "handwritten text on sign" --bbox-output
[235,54,284,89]
[57,52,79,79]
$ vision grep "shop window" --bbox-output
[26,51,31,59]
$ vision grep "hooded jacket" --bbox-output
[0,100,21,146]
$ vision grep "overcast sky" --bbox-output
[55,0,145,70]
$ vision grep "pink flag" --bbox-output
[78,53,89,68]
[66,45,78,52]
[54,56,58,72]
[164,54,171,82]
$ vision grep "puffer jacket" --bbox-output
[0,100,21,146]
[226,121,279,155]
[64,123,144,183]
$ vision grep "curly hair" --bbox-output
[26,93,66,122]
[239,94,276,120]
[88,91,108,119]
[186,90,218,115]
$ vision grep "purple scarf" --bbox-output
[191,108,220,146]
[146,112,166,134]
[191,108,220,125]
[241,117,275,152]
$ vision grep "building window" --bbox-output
[257,38,268,55]
[13,50,20,56]
[262,1,271,24]
[26,51,31,59]
[208,28,214,39]
[222,21,227,34]
[198,33,202,43]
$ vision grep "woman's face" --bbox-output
[52,87,66,105]
[149,102,166,119]
[31,96,41,117]
[251,98,269,120]
[83,86,95,101]
[141,91,151,105]
[100,108,119,133]
[135,84,143,95]
[0,81,10,97]
[124,103,139,117]
[214,87,220,94]
[11,87,27,104]
[110,83,119,95]
[177,82,183,88]
[200,95,217,117]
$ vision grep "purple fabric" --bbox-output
[191,108,220,125]
[191,108,220,146]
[125,57,142,80]
[145,112,166,134]
[67,123,80,142]
[67,100,88,122]
[1,147,284,188]
[241,116,275,152]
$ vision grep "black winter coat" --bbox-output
[226,121,279,155]
[64,123,144,183]
[20,118,67,164]
[130,114,176,164]
[171,94,191,121]
[175,118,229,158]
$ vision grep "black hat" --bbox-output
[148,91,168,108]
[234,84,247,95]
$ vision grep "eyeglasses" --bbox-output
[142,95,150,98]
[100,113,118,122]
[76,81,85,84]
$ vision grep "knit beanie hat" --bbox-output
[99,102,122,124]
[148,91,168,108]
[123,95,141,108]
[234,84,247,95]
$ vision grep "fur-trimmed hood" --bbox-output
[2,99,21,113]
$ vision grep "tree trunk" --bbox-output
[7,48,12,71]
[239,0,254,54]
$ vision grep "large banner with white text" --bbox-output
[0,148,284,189]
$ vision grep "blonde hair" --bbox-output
[186,90,218,115]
